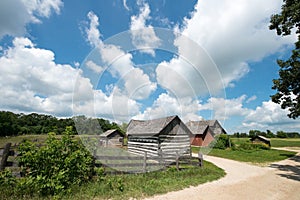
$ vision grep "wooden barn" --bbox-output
[250,135,271,147]
[100,129,124,147]
[127,115,191,158]
[186,120,227,147]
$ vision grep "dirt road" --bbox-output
[145,149,300,200]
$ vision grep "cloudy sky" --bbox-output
[0,0,299,133]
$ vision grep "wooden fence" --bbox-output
[94,151,201,174]
[0,143,201,176]
[0,143,20,177]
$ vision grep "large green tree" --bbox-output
[269,0,300,119]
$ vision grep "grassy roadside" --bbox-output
[206,148,296,164]
[192,143,297,165]
[0,135,225,200]
[65,161,225,200]
[1,161,225,200]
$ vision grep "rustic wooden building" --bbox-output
[100,129,124,147]
[250,135,271,147]
[127,115,191,158]
[186,120,227,147]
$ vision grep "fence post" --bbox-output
[0,143,12,171]
[176,151,179,171]
[198,152,203,167]
[143,151,147,173]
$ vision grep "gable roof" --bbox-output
[251,135,270,142]
[186,121,209,135]
[186,120,226,135]
[101,129,123,138]
[127,115,190,136]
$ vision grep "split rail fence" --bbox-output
[1,142,202,176]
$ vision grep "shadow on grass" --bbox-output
[269,154,300,182]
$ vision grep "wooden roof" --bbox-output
[101,129,122,138]
[251,135,270,142]
[127,115,189,136]
[186,121,209,135]
[186,120,226,135]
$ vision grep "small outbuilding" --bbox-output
[100,129,124,147]
[127,115,191,158]
[250,135,271,147]
[186,120,227,147]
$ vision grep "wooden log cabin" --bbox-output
[100,129,124,147]
[186,120,227,147]
[127,115,192,158]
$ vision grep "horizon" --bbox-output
[0,0,299,133]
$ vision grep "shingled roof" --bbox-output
[186,121,210,135]
[101,129,122,138]
[186,120,226,135]
[127,115,188,136]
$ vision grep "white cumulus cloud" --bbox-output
[134,93,202,122]
[156,0,295,98]
[0,0,63,39]
[0,37,91,116]
[130,2,161,56]
[84,11,156,100]
[85,60,103,74]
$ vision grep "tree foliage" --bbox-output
[18,127,95,196]
[0,111,123,136]
[211,134,233,149]
[269,0,300,119]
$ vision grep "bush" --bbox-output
[17,126,95,196]
[211,134,234,149]
[237,142,270,150]
[0,169,16,187]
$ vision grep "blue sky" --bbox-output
[0,0,299,133]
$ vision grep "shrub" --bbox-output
[0,169,16,187]
[211,134,234,149]
[237,142,270,150]
[18,126,95,196]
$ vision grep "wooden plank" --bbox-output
[128,146,158,154]
[161,143,190,149]
[176,151,179,171]
[143,151,147,173]
[127,146,158,155]
[128,141,159,147]
[95,155,142,160]
[128,149,158,157]
[0,143,11,171]
[0,149,4,156]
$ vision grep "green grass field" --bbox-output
[192,137,299,165]
[270,138,300,147]
[60,161,225,200]
[206,148,296,164]
[0,135,49,147]
[231,137,300,147]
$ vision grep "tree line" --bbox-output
[0,111,124,137]
[233,129,300,139]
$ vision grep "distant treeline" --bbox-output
[232,129,300,138]
[0,111,124,137]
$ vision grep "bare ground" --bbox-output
[144,148,300,200]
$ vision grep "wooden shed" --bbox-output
[250,135,271,147]
[127,115,191,158]
[100,129,124,147]
[186,120,227,147]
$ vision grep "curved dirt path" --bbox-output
[144,149,300,200]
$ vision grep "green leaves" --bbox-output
[270,0,300,119]
[17,126,95,196]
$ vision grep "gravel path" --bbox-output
[144,149,300,200]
